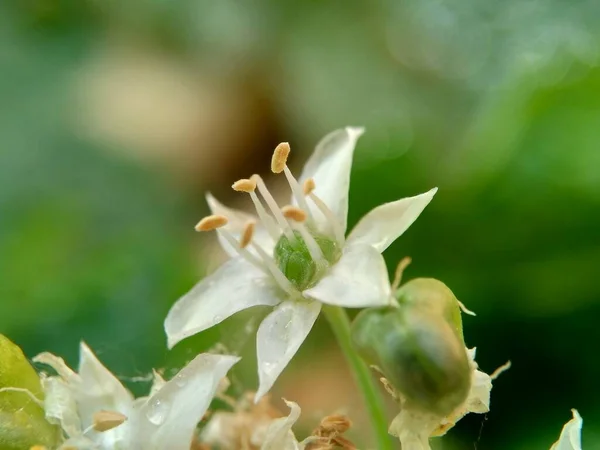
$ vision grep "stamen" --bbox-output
[232,178,257,193]
[195,215,228,232]
[253,174,295,241]
[217,228,264,270]
[281,205,307,223]
[282,205,325,264]
[391,257,412,291]
[307,191,345,245]
[490,361,512,380]
[251,242,296,294]
[243,189,280,241]
[29,446,48,450]
[240,221,255,249]
[271,142,290,173]
[284,166,312,219]
[303,178,316,195]
[93,410,127,432]
[291,222,326,266]
[457,299,476,316]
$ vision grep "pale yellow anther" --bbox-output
[29,446,47,450]
[271,142,290,173]
[240,221,256,249]
[232,178,256,193]
[303,178,316,196]
[281,205,307,223]
[93,410,127,432]
[195,215,228,231]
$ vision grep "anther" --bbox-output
[240,221,256,249]
[93,410,127,432]
[303,178,316,196]
[232,178,257,193]
[281,205,307,223]
[271,142,290,173]
[195,215,228,232]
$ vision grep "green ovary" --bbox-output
[274,230,341,290]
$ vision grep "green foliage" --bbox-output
[0,335,60,450]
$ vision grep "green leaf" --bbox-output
[0,335,61,450]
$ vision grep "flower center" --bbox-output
[194,141,345,295]
[274,230,341,290]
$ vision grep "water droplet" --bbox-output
[146,398,170,426]
[213,315,223,323]
[174,373,187,388]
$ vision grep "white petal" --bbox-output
[303,244,391,308]
[59,436,97,450]
[33,352,79,383]
[296,127,364,233]
[76,342,134,427]
[206,193,274,255]
[347,188,437,253]
[165,257,282,349]
[255,300,321,401]
[133,353,240,450]
[551,410,583,450]
[260,399,301,450]
[41,376,82,437]
[389,409,437,450]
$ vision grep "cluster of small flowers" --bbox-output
[9,127,583,449]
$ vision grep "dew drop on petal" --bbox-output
[146,398,171,426]
[174,373,187,388]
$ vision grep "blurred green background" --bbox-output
[1,0,599,448]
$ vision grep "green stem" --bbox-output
[322,305,394,450]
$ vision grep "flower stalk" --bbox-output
[322,305,394,450]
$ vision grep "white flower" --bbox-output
[165,127,437,401]
[388,348,509,450]
[550,410,582,450]
[33,342,239,450]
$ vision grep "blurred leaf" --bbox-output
[0,335,61,450]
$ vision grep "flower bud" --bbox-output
[394,278,465,343]
[351,279,472,417]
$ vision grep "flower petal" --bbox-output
[296,127,364,233]
[388,409,438,450]
[133,353,240,450]
[206,193,274,255]
[255,300,321,401]
[76,343,134,426]
[303,244,391,308]
[41,376,82,437]
[260,399,301,450]
[347,188,437,253]
[165,257,282,349]
[551,410,583,450]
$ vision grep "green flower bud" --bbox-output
[351,279,472,417]
[274,230,341,290]
[0,335,61,450]
[395,278,465,343]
